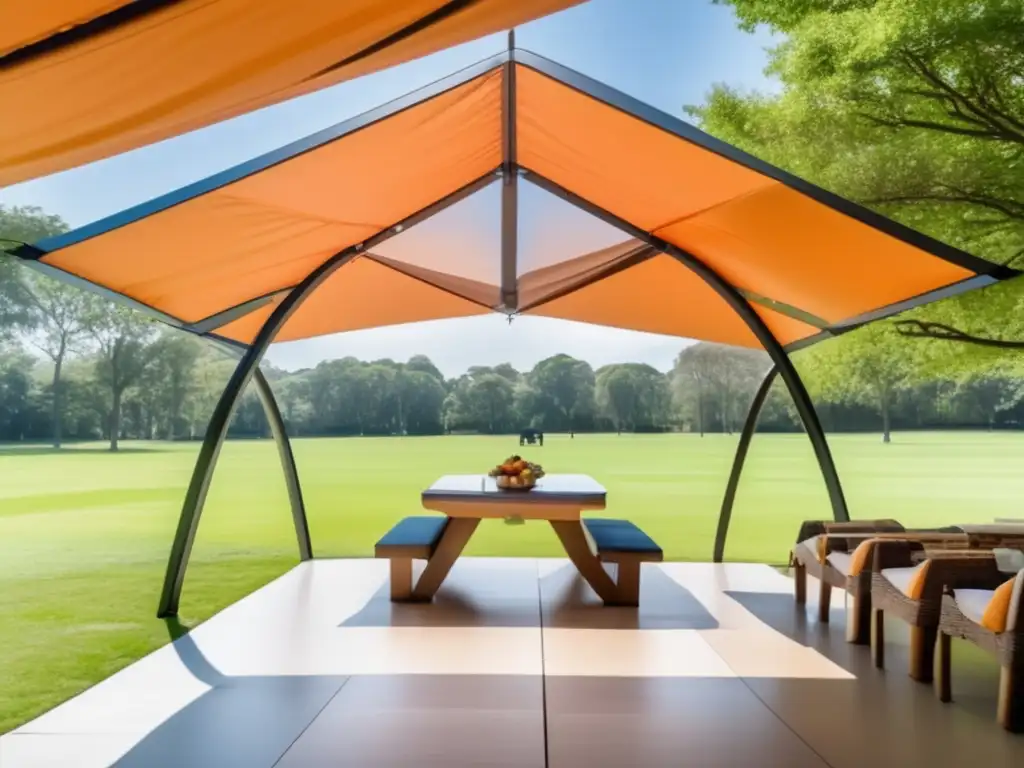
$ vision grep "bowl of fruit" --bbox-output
[488,455,545,491]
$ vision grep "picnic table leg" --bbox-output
[794,561,807,605]
[411,517,480,600]
[614,560,642,607]
[549,520,621,605]
[390,558,414,601]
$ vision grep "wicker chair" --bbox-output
[790,519,905,643]
[792,521,1024,646]
[871,540,1021,683]
[936,566,1024,732]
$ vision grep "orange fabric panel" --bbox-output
[515,65,975,326]
[43,72,503,323]
[2,1,129,56]
[518,239,654,309]
[523,254,818,348]
[1,0,578,186]
[365,254,500,309]
[515,66,775,234]
[657,185,973,324]
[216,256,489,344]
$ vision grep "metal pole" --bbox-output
[521,169,850,526]
[252,368,311,561]
[713,365,778,562]
[157,251,356,618]
[499,29,518,311]
[652,250,849,527]
[156,172,498,618]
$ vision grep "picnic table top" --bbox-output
[422,474,606,506]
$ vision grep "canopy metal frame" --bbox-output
[156,172,497,617]
[713,365,779,563]
[157,159,850,618]
[10,46,1010,616]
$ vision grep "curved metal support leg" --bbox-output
[156,173,495,618]
[714,365,778,562]
[157,255,355,618]
[252,368,311,561]
[657,247,848,526]
[519,171,850,528]
[664,246,849,526]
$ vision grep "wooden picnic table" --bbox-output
[410,474,646,605]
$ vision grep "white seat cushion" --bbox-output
[827,551,853,576]
[994,548,1024,574]
[794,537,819,562]
[953,588,994,626]
[881,565,923,595]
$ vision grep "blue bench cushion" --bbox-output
[583,518,662,555]
[376,516,448,551]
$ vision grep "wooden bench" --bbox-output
[375,516,451,601]
[582,518,663,606]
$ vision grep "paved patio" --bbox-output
[2,558,1022,767]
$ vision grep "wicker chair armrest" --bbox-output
[823,520,904,552]
[872,539,924,571]
[822,519,903,534]
[816,532,873,555]
[795,519,903,553]
[795,521,828,546]
[928,553,1005,594]
[927,549,997,560]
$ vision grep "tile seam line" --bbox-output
[694,609,838,768]
[270,675,353,767]
[537,559,550,768]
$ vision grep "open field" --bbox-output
[2,431,1023,733]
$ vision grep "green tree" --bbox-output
[671,343,768,434]
[0,206,69,336]
[797,322,916,442]
[405,354,445,384]
[401,370,447,435]
[467,373,516,434]
[697,0,1024,369]
[949,374,1023,429]
[87,305,158,450]
[146,331,203,439]
[444,372,516,433]
[527,354,595,433]
[0,341,46,440]
[22,275,92,447]
[595,363,671,432]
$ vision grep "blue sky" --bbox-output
[0,0,780,377]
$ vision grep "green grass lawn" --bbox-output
[1,431,1022,733]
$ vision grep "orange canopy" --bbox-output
[14,48,1016,354]
[0,0,579,187]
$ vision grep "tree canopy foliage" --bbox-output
[695,0,1024,407]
